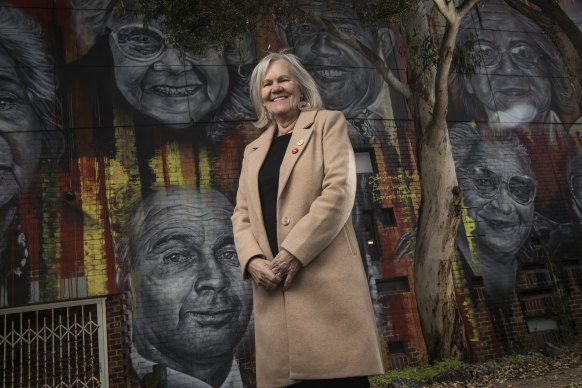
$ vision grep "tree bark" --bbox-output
[406,0,479,361]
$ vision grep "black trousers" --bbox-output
[289,376,370,387]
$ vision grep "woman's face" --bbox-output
[261,60,301,121]
[458,144,536,256]
[464,15,551,124]
[0,45,43,208]
[109,21,229,127]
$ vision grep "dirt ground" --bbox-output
[424,348,582,388]
[500,365,582,388]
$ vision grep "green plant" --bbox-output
[369,358,468,387]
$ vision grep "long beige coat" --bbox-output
[232,110,385,387]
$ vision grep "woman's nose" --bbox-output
[489,185,515,214]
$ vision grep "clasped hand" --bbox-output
[248,249,302,291]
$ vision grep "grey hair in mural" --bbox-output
[0,4,63,304]
[450,124,536,308]
[70,0,255,136]
[116,187,252,387]
[278,0,395,142]
[451,1,576,131]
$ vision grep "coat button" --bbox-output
[291,147,299,154]
[297,139,304,146]
[281,217,290,226]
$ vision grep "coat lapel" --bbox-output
[278,110,318,200]
[246,125,276,256]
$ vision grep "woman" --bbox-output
[231,52,384,387]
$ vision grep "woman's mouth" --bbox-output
[147,84,201,97]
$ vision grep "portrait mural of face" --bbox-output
[454,1,575,128]
[0,4,63,305]
[108,18,230,127]
[0,44,43,229]
[71,0,249,130]
[279,1,393,118]
[117,187,252,387]
[451,125,536,307]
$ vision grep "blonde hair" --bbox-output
[250,51,323,129]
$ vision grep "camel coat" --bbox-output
[231,110,385,387]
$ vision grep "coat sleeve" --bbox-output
[231,145,265,279]
[280,111,357,266]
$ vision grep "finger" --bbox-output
[263,277,280,289]
[263,265,283,282]
[262,269,282,286]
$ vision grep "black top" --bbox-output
[258,133,292,256]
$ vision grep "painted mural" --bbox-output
[0,0,582,385]
[116,187,253,386]
[448,0,582,350]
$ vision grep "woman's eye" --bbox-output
[0,96,19,111]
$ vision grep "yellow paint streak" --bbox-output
[198,146,211,187]
[79,157,107,295]
[460,198,481,275]
[105,127,142,239]
[150,150,165,187]
[165,141,186,186]
[452,253,480,342]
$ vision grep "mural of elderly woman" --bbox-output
[70,0,255,138]
[0,4,64,306]
[449,0,576,222]
[450,0,576,134]
[450,124,536,318]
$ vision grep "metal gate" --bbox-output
[0,298,108,387]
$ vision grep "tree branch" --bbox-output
[428,0,481,143]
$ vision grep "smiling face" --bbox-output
[465,14,552,124]
[458,143,536,256]
[287,4,382,115]
[129,189,252,364]
[109,21,229,127]
[261,59,301,122]
[0,45,43,209]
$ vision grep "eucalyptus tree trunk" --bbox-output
[402,0,479,361]
[321,0,481,360]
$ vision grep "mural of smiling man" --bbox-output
[0,4,63,306]
[116,187,253,387]
[278,0,397,143]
